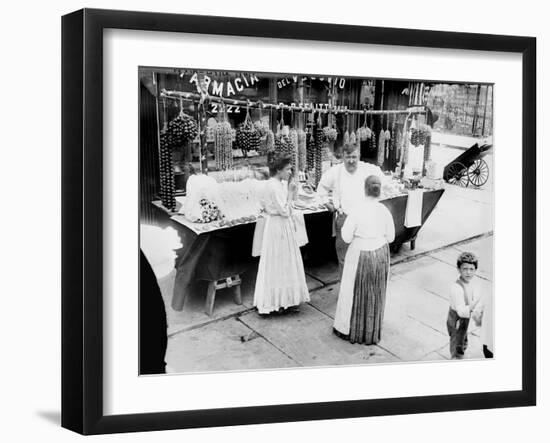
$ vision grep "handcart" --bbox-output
[443,143,492,187]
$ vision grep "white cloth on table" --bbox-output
[407,144,425,172]
[333,199,395,334]
[404,189,423,228]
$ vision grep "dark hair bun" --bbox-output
[268,152,292,176]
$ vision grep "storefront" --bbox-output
[139,67,444,313]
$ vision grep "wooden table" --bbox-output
[151,188,445,311]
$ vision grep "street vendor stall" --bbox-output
[141,68,446,314]
[152,185,444,314]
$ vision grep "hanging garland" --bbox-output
[213,105,233,170]
[377,129,386,166]
[298,127,307,172]
[358,110,372,141]
[159,130,176,211]
[166,102,199,147]
[236,107,261,155]
[314,113,324,186]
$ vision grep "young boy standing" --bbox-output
[447,252,482,359]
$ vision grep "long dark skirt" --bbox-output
[349,244,390,345]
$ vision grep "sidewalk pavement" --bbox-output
[162,235,492,372]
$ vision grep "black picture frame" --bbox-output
[61,8,536,435]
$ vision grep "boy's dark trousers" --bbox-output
[447,308,470,359]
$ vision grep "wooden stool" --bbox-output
[205,275,243,316]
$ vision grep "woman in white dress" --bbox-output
[252,153,310,315]
[333,175,395,344]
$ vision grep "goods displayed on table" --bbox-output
[381,179,406,199]
[181,174,263,225]
[210,167,267,183]
[214,179,263,225]
[293,183,326,211]
[182,174,220,223]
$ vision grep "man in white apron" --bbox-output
[317,143,386,279]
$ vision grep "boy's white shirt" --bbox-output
[449,279,482,319]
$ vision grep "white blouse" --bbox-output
[261,178,291,217]
[341,198,395,250]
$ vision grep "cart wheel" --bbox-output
[467,159,489,187]
[446,161,469,187]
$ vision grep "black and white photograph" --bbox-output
[139,67,494,375]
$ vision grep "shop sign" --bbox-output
[277,76,346,89]
[188,72,261,98]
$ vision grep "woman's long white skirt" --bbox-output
[253,214,310,314]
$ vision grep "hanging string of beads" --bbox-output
[343,113,351,145]
[158,98,178,210]
[306,112,316,173]
[298,111,307,172]
[369,113,377,153]
[384,116,392,162]
[377,128,386,167]
[289,110,299,174]
[214,103,233,170]
[389,114,399,171]
[266,107,275,152]
[314,112,324,186]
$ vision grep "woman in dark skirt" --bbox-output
[333,175,395,344]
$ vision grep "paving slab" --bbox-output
[308,283,339,318]
[386,276,451,335]
[165,317,296,373]
[420,351,449,362]
[305,261,340,286]
[379,308,449,361]
[158,270,253,335]
[239,304,399,367]
[431,246,463,268]
[392,256,457,299]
